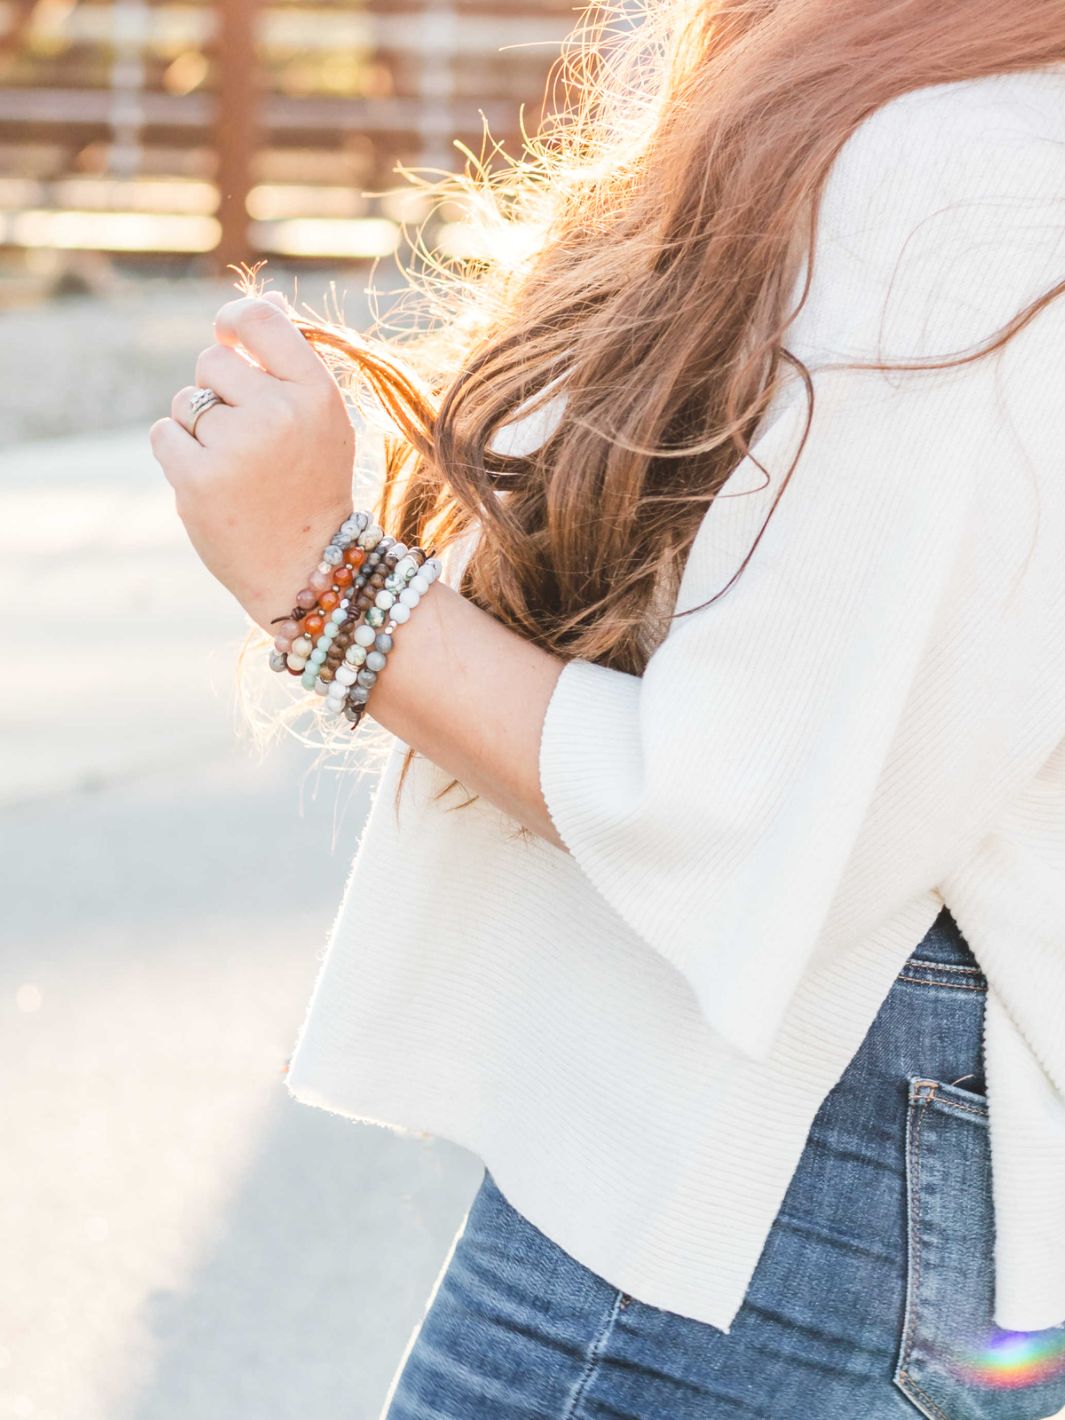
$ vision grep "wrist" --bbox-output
[261,508,443,731]
[243,501,354,633]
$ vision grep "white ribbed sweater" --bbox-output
[287,67,1065,1334]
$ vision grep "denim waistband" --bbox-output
[901,904,985,977]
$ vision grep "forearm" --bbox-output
[359,577,569,851]
[149,290,569,848]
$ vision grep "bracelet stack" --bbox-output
[266,509,442,731]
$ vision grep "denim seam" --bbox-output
[897,975,986,993]
[901,1372,954,1420]
[899,1090,927,1374]
[895,1091,957,1420]
[932,1098,989,1120]
[559,1289,626,1420]
[905,960,982,974]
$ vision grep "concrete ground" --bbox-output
[0,279,483,1420]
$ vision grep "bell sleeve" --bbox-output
[538,366,988,1060]
[536,77,1065,1060]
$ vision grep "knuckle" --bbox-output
[216,295,273,330]
[267,390,299,429]
[194,344,224,383]
[214,297,240,323]
[242,297,279,323]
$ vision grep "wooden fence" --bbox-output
[0,0,572,268]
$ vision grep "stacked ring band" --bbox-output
[188,386,224,437]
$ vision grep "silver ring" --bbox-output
[188,386,224,437]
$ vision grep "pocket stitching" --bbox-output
[897,976,986,993]
[905,961,983,974]
[898,1370,954,1420]
[932,1096,988,1119]
[896,1087,957,1420]
[898,1087,928,1381]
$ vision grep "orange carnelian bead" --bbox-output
[319,591,340,612]
[343,546,366,568]
[304,613,325,637]
[334,565,354,587]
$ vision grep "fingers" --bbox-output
[213,295,322,384]
[170,385,230,443]
[260,290,294,315]
[149,415,201,488]
[194,342,272,406]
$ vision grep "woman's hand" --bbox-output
[149,293,355,631]
[150,292,568,848]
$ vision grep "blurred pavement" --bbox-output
[0,415,482,1420]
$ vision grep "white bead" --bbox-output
[292,635,313,657]
[317,561,332,575]
[390,602,411,624]
[354,624,376,647]
[335,665,357,686]
[399,587,421,608]
[389,542,408,559]
[345,645,367,665]
[320,700,342,718]
[394,555,418,580]
[314,679,329,696]
[409,573,430,595]
[286,653,308,671]
[423,558,443,580]
[375,589,396,610]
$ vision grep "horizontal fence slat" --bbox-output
[0,0,575,262]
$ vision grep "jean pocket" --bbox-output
[894,1076,1065,1420]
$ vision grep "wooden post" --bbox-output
[213,0,260,274]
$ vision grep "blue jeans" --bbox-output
[382,907,1065,1419]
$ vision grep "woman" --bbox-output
[150,1,1065,1415]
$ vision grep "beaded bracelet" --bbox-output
[266,509,441,731]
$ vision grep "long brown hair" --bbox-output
[281,0,1065,816]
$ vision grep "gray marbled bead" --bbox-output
[356,668,377,688]
[374,632,393,653]
[365,650,387,672]
[322,545,344,566]
[350,685,371,703]
[269,650,287,672]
